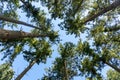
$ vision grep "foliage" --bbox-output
[107,69,120,80]
[0,63,14,80]
[42,42,79,80]
[0,0,58,79]
[23,38,52,64]
[0,0,59,63]
[40,0,120,78]
[0,0,119,79]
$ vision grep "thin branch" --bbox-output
[0,15,42,30]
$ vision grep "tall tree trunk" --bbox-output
[0,15,41,30]
[15,59,37,80]
[63,60,68,80]
[83,0,120,24]
[0,29,47,41]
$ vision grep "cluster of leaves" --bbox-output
[42,42,79,80]
[23,38,52,64]
[0,63,14,80]
[107,69,120,80]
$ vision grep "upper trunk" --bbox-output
[63,59,69,80]
[83,0,120,24]
[15,60,37,80]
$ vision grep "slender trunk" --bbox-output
[63,60,68,80]
[100,56,120,73]
[105,61,120,73]
[15,60,37,80]
[0,15,41,30]
[0,29,47,41]
[83,0,120,24]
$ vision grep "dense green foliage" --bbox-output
[42,42,78,80]
[0,63,14,80]
[0,0,119,79]
[107,69,120,80]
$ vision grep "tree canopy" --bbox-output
[0,63,14,80]
[0,0,120,80]
[107,69,120,80]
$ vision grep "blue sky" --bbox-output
[0,1,111,80]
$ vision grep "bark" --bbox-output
[63,60,68,80]
[83,0,120,24]
[0,29,47,41]
[0,15,41,30]
[105,61,120,73]
[15,60,37,80]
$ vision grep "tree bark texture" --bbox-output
[0,29,47,41]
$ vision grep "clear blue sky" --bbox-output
[0,1,110,80]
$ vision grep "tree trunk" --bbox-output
[63,60,68,80]
[105,61,120,73]
[15,60,37,80]
[0,29,47,41]
[0,15,41,30]
[83,0,120,24]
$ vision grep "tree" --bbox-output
[0,0,58,80]
[0,63,14,80]
[41,0,120,77]
[0,0,120,79]
[15,39,53,80]
[42,42,79,80]
[107,69,120,80]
